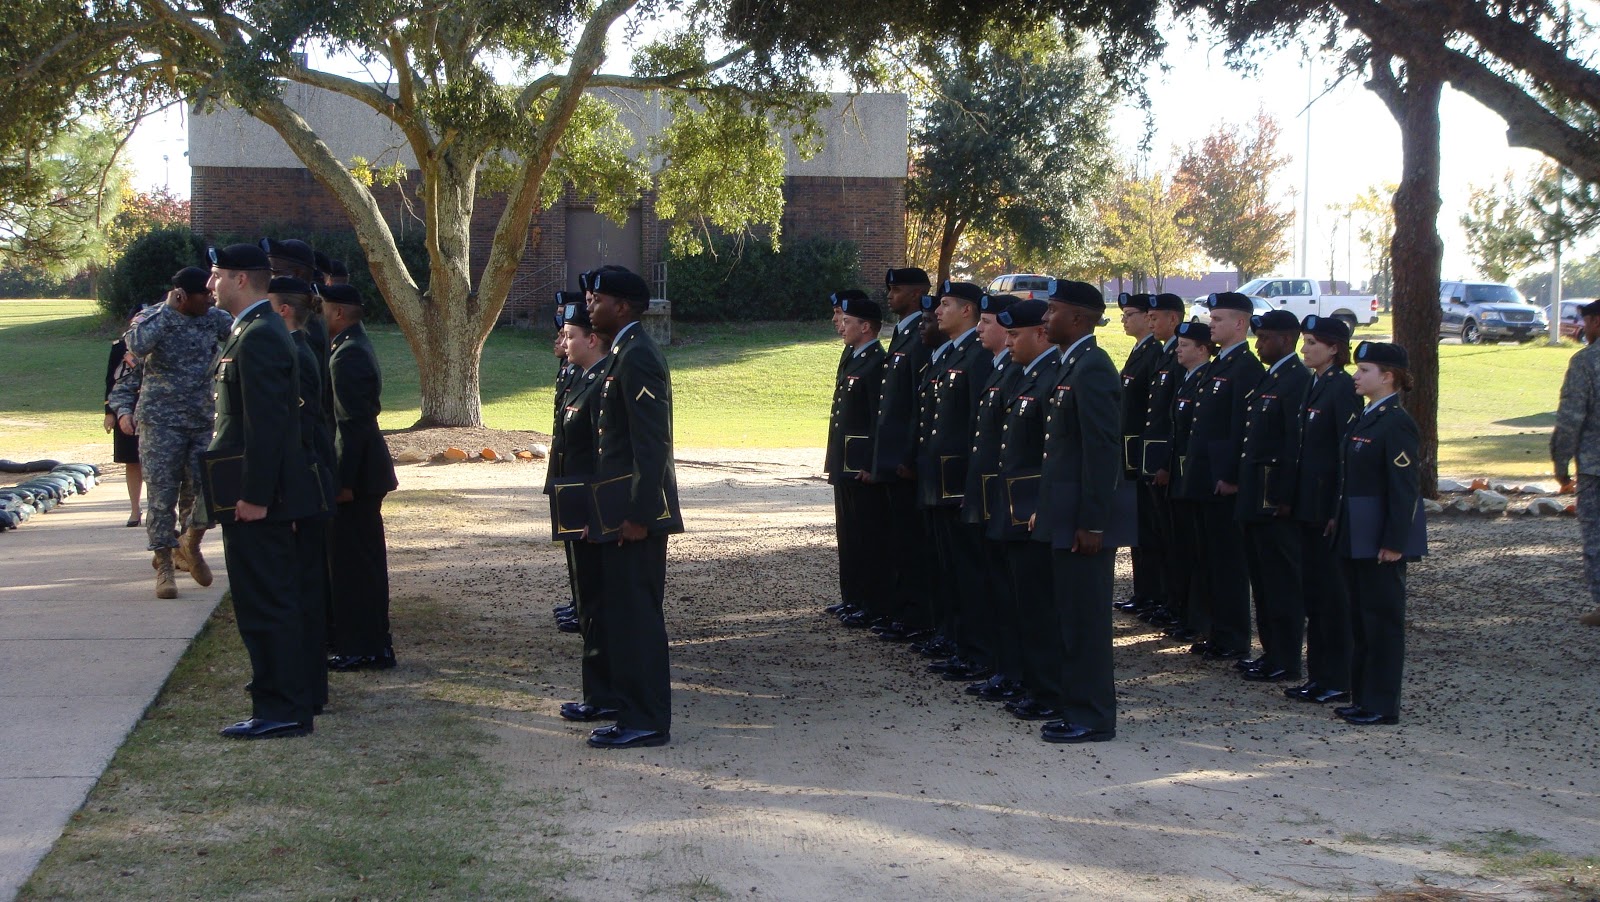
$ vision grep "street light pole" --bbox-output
[1549,168,1565,346]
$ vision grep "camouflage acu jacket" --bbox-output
[109,302,234,429]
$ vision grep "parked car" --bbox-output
[1187,293,1273,324]
[985,273,1053,301]
[1438,280,1547,344]
[1237,276,1382,327]
[1546,300,1585,341]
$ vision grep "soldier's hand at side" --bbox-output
[1216,480,1238,496]
[1275,503,1292,518]
[1377,548,1402,563]
[103,412,116,434]
[336,488,354,504]
[117,414,136,436]
[1152,469,1169,487]
[858,471,875,484]
[895,464,915,480]
[1324,518,1336,537]
[618,520,647,543]
[1071,529,1102,555]
[235,500,268,522]
[1028,513,1037,531]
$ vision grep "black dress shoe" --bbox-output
[1283,681,1317,699]
[1234,655,1264,672]
[552,601,575,615]
[1114,597,1144,612]
[1040,721,1115,744]
[1333,704,1364,717]
[1202,646,1248,661]
[1188,639,1213,655]
[220,718,311,739]
[556,617,581,633]
[964,675,1007,696]
[839,610,876,628]
[327,647,398,672]
[560,702,620,722]
[552,604,575,619]
[587,727,670,748]
[1337,708,1398,725]
[940,660,992,681]
[1010,701,1062,721]
[976,680,1024,701]
[1241,667,1292,682]
[1307,687,1351,704]
[823,602,849,615]
[1164,627,1200,642]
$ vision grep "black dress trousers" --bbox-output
[1342,558,1406,718]
[1053,547,1117,733]
[224,520,314,724]
[330,492,393,656]
[596,535,672,733]
[1300,523,1351,691]
[1006,540,1062,707]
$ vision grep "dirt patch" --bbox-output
[375,448,1598,901]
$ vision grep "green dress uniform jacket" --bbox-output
[1140,339,1181,478]
[871,312,933,480]
[330,323,399,497]
[826,342,887,484]
[1179,343,1265,497]
[1294,366,1361,693]
[918,329,989,509]
[961,351,1021,525]
[1032,337,1125,546]
[595,323,684,534]
[1119,335,1164,479]
[1236,355,1311,521]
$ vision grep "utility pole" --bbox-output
[1549,168,1565,346]
[1301,62,1313,275]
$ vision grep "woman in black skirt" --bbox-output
[104,334,142,526]
[1334,341,1424,726]
[1285,315,1361,705]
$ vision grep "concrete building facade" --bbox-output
[189,85,908,320]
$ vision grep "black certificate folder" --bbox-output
[549,478,591,540]
[589,474,633,541]
[842,435,872,474]
[199,448,245,524]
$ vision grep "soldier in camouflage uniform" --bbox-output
[109,267,234,598]
[1551,298,1600,628]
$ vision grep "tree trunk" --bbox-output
[936,215,964,284]
[411,271,489,427]
[1379,64,1445,498]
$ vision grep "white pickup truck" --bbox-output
[1237,277,1381,328]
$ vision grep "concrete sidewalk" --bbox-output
[0,476,224,901]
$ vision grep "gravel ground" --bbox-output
[378,436,1598,901]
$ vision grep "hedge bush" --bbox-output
[665,236,863,322]
[97,226,207,320]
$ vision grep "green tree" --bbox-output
[0,119,129,278]
[105,186,190,262]
[13,0,1164,426]
[1344,183,1397,305]
[1098,168,1207,293]
[909,31,1119,283]
[1172,109,1294,281]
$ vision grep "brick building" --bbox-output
[189,86,908,320]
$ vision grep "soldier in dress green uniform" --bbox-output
[1333,342,1424,726]
[1163,322,1217,646]
[1137,293,1189,638]
[827,295,890,629]
[1115,293,1165,620]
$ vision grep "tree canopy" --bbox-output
[1172,109,1294,282]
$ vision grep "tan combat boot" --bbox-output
[153,549,178,599]
[175,528,213,587]
[1580,607,1600,627]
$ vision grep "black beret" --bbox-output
[592,268,651,305]
[554,290,584,327]
[578,269,598,293]
[1047,279,1105,312]
[979,293,1016,314]
[920,294,938,312]
[1206,291,1254,313]
[319,283,364,308]
[313,250,332,274]
[1580,299,1600,317]
[887,267,931,287]
[997,298,1047,328]
[1300,314,1351,344]
[327,259,350,278]
[209,243,271,272]
[839,297,882,322]
[1176,321,1212,344]
[562,299,593,330]
[268,276,313,295]
[940,280,985,305]
[172,266,211,294]
[1251,310,1302,333]
[831,289,869,308]
[260,237,316,268]
[1355,341,1408,369]
[1150,293,1186,313]
[1118,292,1153,310]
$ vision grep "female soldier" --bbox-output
[1286,316,1361,704]
[1334,341,1423,726]
[1163,321,1215,648]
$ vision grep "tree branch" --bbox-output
[1428,0,1600,113]
[514,45,750,112]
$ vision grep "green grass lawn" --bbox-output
[0,298,1573,476]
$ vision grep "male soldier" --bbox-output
[1552,298,1600,628]
[909,295,955,658]
[263,237,333,423]
[827,294,889,628]
[585,268,683,749]
[993,299,1062,717]
[1116,293,1167,622]
[1182,292,1265,660]
[1236,309,1312,682]
[959,292,1023,699]
[1137,293,1189,637]
[267,277,336,712]
[110,265,233,598]
[868,267,935,641]
[322,284,401,672]
[206,243,320,739]
[922,280,993,683]
[1032,280,1123,744]
[553,299,619,723]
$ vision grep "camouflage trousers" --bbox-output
[1581,476,1600,609]
[140,422,213,551]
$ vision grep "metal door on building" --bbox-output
[566,208,643,289]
